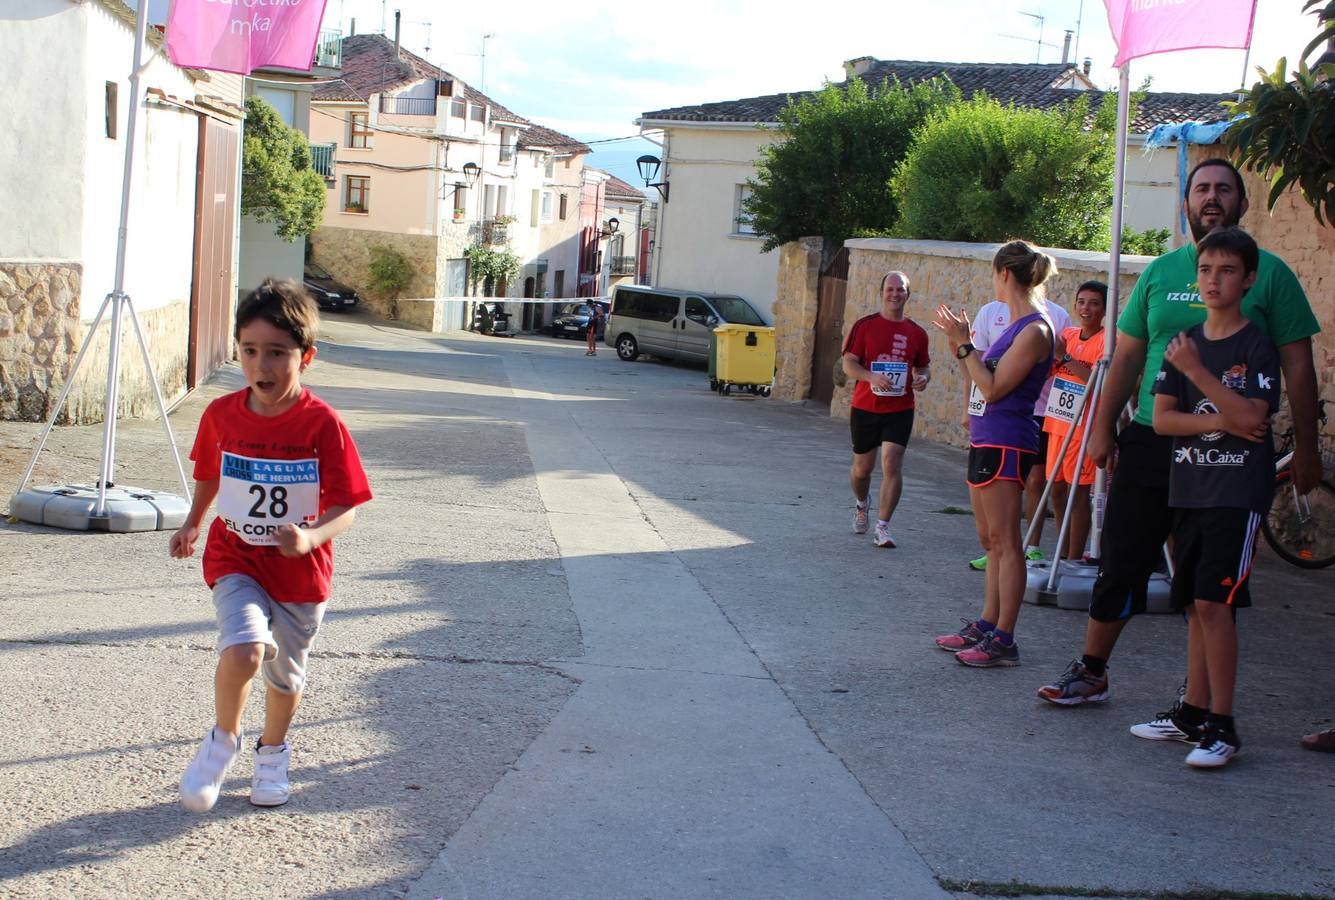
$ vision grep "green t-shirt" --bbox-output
[1118,243,1319,426]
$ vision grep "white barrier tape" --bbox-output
[398,296,611,305]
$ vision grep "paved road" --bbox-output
[1,314,1331,899]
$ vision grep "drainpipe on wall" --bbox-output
[652,132,669,288]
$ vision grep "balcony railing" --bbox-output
[482,219,510,244]
[498,145,515,164]
[611,255,637,276]
[379,96,437,116]
[310,142,336,178]
[315,29,342,68]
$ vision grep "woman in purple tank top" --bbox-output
[931,240,1056,668]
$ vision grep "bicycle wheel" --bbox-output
[1261,477,1335,569]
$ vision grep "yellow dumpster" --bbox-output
[713,324,775,396]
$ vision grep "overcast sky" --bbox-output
[130,0,1322,183]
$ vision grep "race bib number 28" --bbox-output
[217,452,320,546]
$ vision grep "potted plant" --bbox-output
[346,201,365,214]
[453,207,467,222]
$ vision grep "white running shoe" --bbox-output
[852,503,870,534]
[180,727,242,812]
[251,742,292,807]
[1185,729,1241,768]
[873,522,896,548]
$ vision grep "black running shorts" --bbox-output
[1169,507,1262,610]
[850,407,915,454]
[967,445,1037,488]
[1088,422,1174,622]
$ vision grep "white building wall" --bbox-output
[651,126,780,323]
[0,0,87,260]
[79,0,200,317]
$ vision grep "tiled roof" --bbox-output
[640,59,1231,133]
[603,175,645,201]
[517,124,591,155]
[314,34,529,125]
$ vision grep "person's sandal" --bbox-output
[1300,728,1335,753]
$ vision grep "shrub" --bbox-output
[743,76,960,254]
[891,93,1122,251]
[367,245,413,298]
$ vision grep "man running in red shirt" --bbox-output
[843,271,932,548]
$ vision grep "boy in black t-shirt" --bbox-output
[1146,227,1281,768]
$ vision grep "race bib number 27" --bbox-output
[870,360,909,397]
[217,452,320,546]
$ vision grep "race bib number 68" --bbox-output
[217,452,320,546]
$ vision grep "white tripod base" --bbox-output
[1023,560,1174,614]
[10,483,188,532]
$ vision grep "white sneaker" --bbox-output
[251,742,292,807]
[873,522,896,548]
[852,503,870,534]
[1185,729,1241,768]
[180,727,242,812]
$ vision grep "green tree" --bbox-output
[891,93,1122,251]
[241,96,326,241]
[743,76,960,256]
[1223,0,1335,224]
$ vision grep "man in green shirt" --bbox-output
[1036,159,1322,728]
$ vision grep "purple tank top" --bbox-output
[969,311,1052,453]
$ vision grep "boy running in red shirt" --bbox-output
[171,279,373,811]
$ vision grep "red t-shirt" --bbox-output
[843,314,931,414]
[191,388,373,603]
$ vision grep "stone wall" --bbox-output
[1,260,188,424]
[309,226,439,324]
[811,239,1147,449]
[64,300,189,425]
[771,238,822,402]
[0,262,81,421]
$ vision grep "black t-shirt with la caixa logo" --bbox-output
[1152,321,1281,514]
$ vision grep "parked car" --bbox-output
[303,262,360,311]
[604,286,766,363]
[548,301,609,339]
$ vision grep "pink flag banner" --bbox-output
[166,0,329,75]
[1104,0,1257,68]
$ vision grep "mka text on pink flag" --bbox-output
[1105,0,1257,67]
[166,0,329,76]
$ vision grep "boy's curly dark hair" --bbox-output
[235,278,319,352]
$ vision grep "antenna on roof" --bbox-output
[1020,11,1045,63]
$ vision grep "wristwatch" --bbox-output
[1061,352,1073,364]
[956,342,975,360]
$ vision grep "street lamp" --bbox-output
[462,162,480,187]
[636,155,669,203]
[598,217,620,296]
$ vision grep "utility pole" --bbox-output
[480,33,496,93]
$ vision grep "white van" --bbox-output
[605,286,767,364]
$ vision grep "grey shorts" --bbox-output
[212,574,326,694]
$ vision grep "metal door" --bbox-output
[188,115,239,389]
[810,247,849,406]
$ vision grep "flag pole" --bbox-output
[1089,62,1131,555]
[10,0,190,532]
